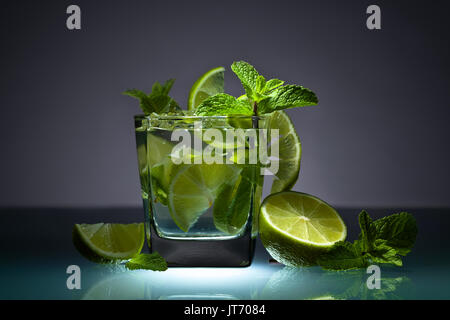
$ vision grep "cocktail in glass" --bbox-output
[135,114,272,266]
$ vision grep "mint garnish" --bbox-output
[125,252,168,271]
[258,84,319,114]
[230,61,261,102]
[318,211,417,271]
[229,60,318,115]
[123,79,181,115]
[194,93,253,116]
[193,61,318,116]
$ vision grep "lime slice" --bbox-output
[267,111,301,193]
[150,160,173,205]
[146,133,179,204]
[259,191,346,266]
[168,164,241,232]
[73,223,145,262]
[147,133,174,166]
[188,67,225,110]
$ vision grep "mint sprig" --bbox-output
[123,79,181,115]
[318,211,417,271]
[193,61,318,116]
[230,60,318,115]
[125,252,168,271]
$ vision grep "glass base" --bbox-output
[147,222,256,267]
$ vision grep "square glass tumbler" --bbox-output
[134,114,269,267]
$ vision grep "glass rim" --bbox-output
[134,114,269,121]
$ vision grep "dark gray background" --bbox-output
[0,0,449,208]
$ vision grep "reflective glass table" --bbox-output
[0,208,449,300]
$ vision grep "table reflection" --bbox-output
[79,263,412,300]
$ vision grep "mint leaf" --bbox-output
[318,211,417,271]
[125,252,168,271]
[194,93,253,116]
[358,210,377,253]
[231,61,318,115]
[258,85,318,113]
[213,168,254,235]
[231,61,260,99]
[367,239,403,266]
[318,241,369,271]
[256,75,266,93]
[123,89,147,100]
[264,79,284,92]
[123,79,180,115]
[156,79,175,95]
[372,212,417,256]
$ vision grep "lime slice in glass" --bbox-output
[73,223,145,262]
[188,67,225,110]
[168,164,241,232]
[259,191,346,266]
[147,133,174,166]
[267,111,301,193]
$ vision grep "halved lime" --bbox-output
[259,191,346,266]
[168,164,241,232]
[267,111,301,193]
[73,223,145,262]
[188,67,225,110]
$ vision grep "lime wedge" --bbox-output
[73,223,145,262]
[188,67,225,110]
[168,164,241,232]
[259,191,346,266]
[267,111,301,193]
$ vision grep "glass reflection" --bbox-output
[80,263,413,300]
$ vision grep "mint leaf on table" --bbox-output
[372,212,418,256]
[194,93,253,116]
[366,239,403,267]
[125,252,168,271]
[318,211,417,271]
[123,79,181,115]
[358,210,378,253]
[317,241,369,271]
